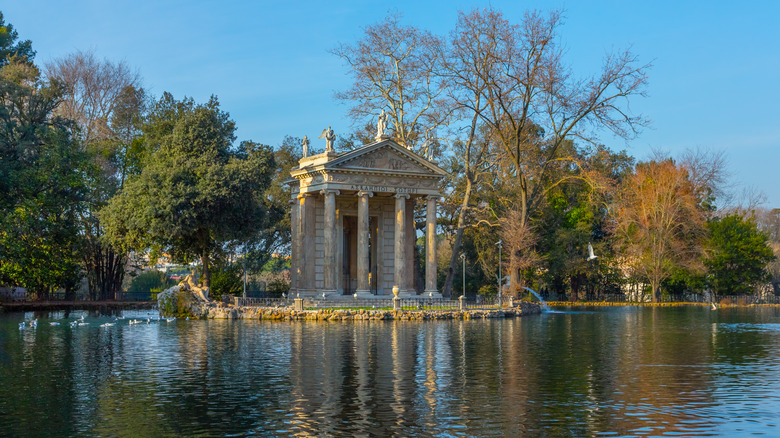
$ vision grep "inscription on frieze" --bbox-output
[349,184,419,194]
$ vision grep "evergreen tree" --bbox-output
[0,58,87,297]
[706,214,775,295]
[101,94,275,289]
[0,12,34,66]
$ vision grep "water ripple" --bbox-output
[1,307,780,436]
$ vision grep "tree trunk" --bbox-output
[651,280,659,303]
[442,109,483,298]
[85,243,126,301]
[201,253,211,290]
[442,180,474,298]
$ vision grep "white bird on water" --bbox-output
[587,242,598,261]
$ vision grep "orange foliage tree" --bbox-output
[613,159,707,302]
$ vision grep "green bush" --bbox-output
[478,284,497,297]
[266,278,290,297]
[210,263,243,301]
[129,270,175,293]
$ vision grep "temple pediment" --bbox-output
[312,140,445,177]
[327,140,445,176]
[290,139,447,196]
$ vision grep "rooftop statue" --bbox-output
[319,126,336,152]
[376,109,388,140]
[301,135,309,157]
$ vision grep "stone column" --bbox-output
[424,195,439,296]
[289,198,299,295]
[298,193,316,296]
[394,193,410,296]
[321,189,340,296]
[405,197,416,293]
[356,191,373,297]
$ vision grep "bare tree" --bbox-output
[46,49,141,145]
[333,9,650,295]
[676,147,729,214]
[331,14,450,152]
[443,8,650,291]
[435,9,514,297]
[438,125,497,296]
[613,159,707,302]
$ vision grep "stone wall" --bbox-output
[159,298,542,321]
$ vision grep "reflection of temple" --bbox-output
[288,139,447,298]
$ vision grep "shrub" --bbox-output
[210,263,243,301]
[266,278,290,297]
[478,284,497,297]
[128,270,175,293]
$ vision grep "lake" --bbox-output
[1,306,779,436]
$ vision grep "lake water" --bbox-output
[1,306,780,437]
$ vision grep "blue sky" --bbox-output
[6,1,780,206]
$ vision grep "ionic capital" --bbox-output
[320,189,341,197]
[357,190,374,198]
[394,193,411,200]
[426,195,439,202]
[297,192,316,200]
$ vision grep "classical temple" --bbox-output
[288,135,446,298]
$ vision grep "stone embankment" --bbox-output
[158,285,542,320]
[546,301,780,307]
[192,301,539,320]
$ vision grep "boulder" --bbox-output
[157,274,211,318]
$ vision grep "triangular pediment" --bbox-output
[326,140,447,177]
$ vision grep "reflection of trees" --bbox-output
[601,307,718,435]
[4,308,780,436]
[150,319,295,435]
[0,312,78,435]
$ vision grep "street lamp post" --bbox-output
[242,246,247,299]
[497,240,503,306]
[459,253,466,297]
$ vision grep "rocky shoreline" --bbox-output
[183,301,540,320]
[157,284,542,320]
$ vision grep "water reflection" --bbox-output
[1,307,780,436]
